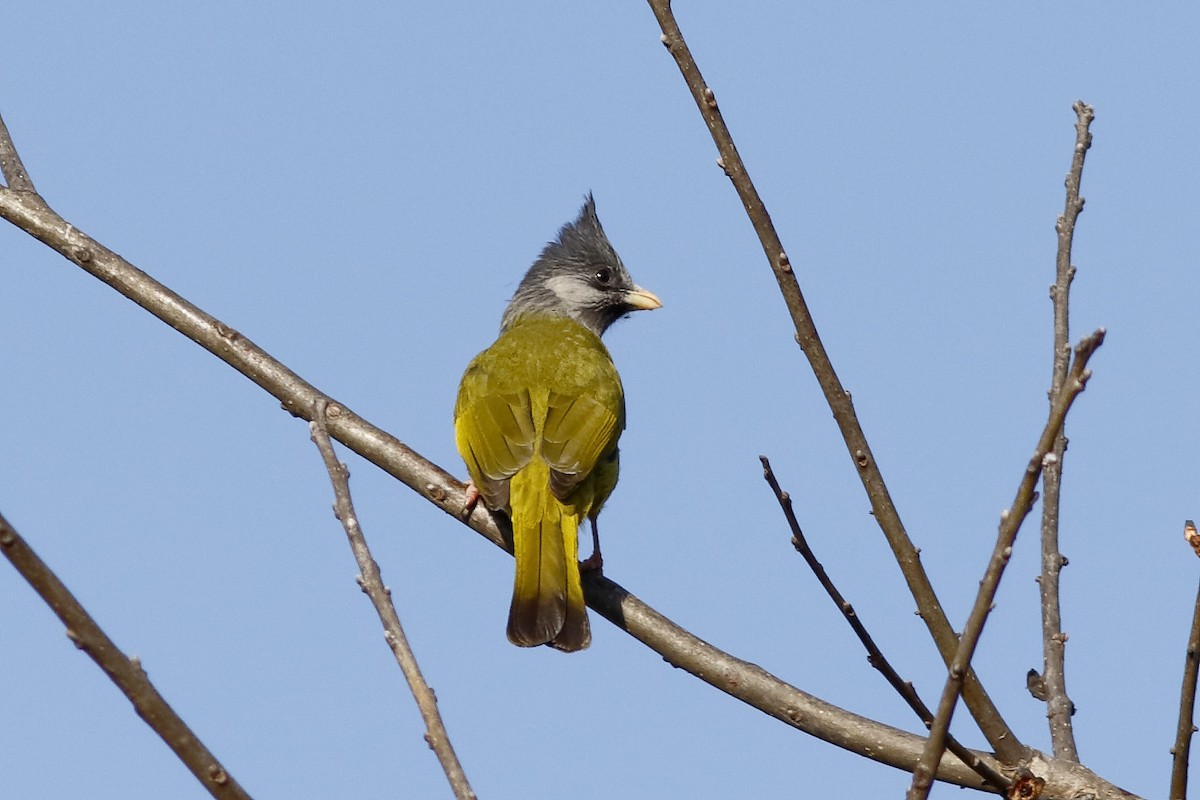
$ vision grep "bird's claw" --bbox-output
[460,481,481,519]
[579,551,604,575]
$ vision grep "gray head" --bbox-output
[501,194,661,336]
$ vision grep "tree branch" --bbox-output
[908,330,1105,800]
[0,156,505,551]
[0,164,1000,793]
[0,110,1139,799]
[0,511,252,800]
[643,0,1023,763]
[0,113,36,192]
[1036,100,1094,763]
[1170,522,1200,800]
[309,400,476,800]
[759,456,1010,793]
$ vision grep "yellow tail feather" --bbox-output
[507,461,590,651]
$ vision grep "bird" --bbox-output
[454,195,660,651]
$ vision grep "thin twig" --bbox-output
[0,511,252,800]
[1037,100,1094,763]
[309,400,476,800]
[908,330,1105,800]
[0,112,1141,800]
[759,456,1009,793]
[1170,531,1200,800]
[0,112,36,192]
[643,0,1023,762]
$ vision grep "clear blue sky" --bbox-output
[2,3,1198,797]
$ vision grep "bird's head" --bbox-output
[501,194,661,336]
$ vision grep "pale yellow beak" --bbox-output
[624,286,662,311]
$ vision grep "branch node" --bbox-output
[214,322,240,343]
[1008,768,1047,800]
[206,764,229,785]
[1186,520,1200,557]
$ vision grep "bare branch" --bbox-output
[0,183,505,551]
[0,112,36,192]
[0,114,978,789]
[759,456,1010,793]
[643,0,1022,762]
[1170,522,1200,800]
[0,111,1140,799]
[908,330,1105,800]
[1038,100,1094,762]
[0,511,252,800]
[0,177,1010,791]
[587,566,1140,798]
[309,399,476,800]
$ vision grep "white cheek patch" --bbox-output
[546,275,599,307]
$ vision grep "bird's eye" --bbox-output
[594,267,613,284]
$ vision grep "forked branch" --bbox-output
[0,110,1137,798]
[909,330,1105,800]
[644,0,1021,763]
[0,113,35,192]
[760,457,1009,793]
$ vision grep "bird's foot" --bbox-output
[460,481,481,519]
[581,516,604,575]
[579,551,604,575]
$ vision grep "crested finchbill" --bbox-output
[453,195,659,652]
